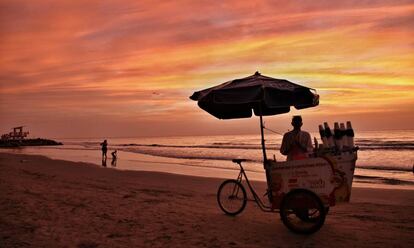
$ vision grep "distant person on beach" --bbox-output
[111,150,117,167]
[111,150,117,160]
[100,140,108,160]
[280,116,313,161]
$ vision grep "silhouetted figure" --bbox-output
[100,140,108,160]
[111,150,117,167]
[280,116,313,161]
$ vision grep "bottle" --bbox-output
[318,124,328,148]
[324,122,335,148]
[340,123,348,148]
[313,137,319,150]
[334,122,343,151]
[346,121,354,148]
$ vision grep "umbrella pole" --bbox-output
[259,114,267,162]
[260,114,273,204]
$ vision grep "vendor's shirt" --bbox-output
[280,130,313,161]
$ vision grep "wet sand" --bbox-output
[0,152,413,247]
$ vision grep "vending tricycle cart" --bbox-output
[217,152,357,234]
[190,72,358,234]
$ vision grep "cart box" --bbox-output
[268,152,357,208]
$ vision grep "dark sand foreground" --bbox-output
[0,152,413,247]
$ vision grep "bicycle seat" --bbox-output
[232,158,247,164]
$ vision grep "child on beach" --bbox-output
[111,150,117,167]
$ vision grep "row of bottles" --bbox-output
[318,121,354,151]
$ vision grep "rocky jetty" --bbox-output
[0,138,62,148]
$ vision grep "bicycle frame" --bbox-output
[233,161,277,213]
[226,114,276,213]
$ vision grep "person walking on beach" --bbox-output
[280,116,313,161]
[100,139,108,160]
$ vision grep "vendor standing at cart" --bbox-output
[280,116,313,161]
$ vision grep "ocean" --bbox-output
[5,130,414,189]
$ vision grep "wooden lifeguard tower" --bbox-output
[1,126,29,140]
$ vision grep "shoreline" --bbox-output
[2,146,413,191]
[1,152,414,247]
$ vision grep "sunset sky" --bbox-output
[1,0,413,138]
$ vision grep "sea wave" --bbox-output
[357,165,412,172]
[118,147,412,173]
[354,175,414,186]
[355,141,414,150]
[116,142,414,151]
[121,147,254,162]
[120,143,261,150]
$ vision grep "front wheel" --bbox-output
[217,180,247,216]
[280,189,326,234]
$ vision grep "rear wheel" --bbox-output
[280,189,326,234]
[217,180,247,216]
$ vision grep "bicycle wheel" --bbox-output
[217,179,247,216]
[280,189,326,234]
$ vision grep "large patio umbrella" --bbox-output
[190,71,319,162]
[190,71,319,120]
[190,71,319,199]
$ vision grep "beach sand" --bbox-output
[0,152,413,247]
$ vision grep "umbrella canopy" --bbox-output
[190,71,319,119]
